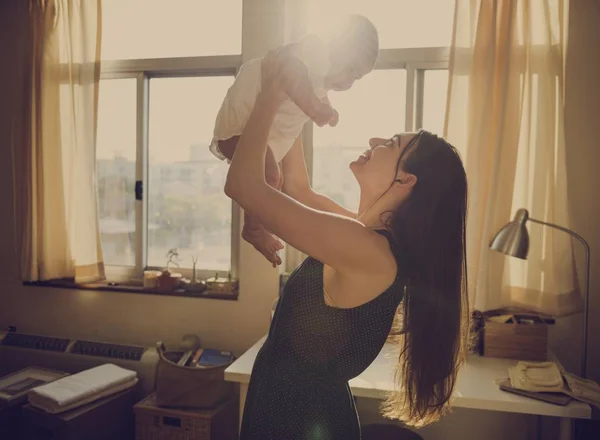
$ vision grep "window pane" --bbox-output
[102,0,242,60]
[307,0,454,49]
[423,70,449,136]
[96,79,137,266]
[148,76,234,271]
[312,70,406,211]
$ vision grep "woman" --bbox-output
[225,52,469,439]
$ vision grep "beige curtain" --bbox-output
[16,0,104,283]
[445,0,581,316]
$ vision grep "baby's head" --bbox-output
[323,14,379,91]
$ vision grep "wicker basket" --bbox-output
[134,393,237,440]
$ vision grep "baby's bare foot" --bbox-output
[242,227,283,267]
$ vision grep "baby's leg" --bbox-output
[218,137,284,266]
[241,152,284,266]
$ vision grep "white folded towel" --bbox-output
[28,364,137,414]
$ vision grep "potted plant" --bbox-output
[183,255,207,293]
[157,249,183,292]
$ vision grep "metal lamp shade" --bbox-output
[489,209,530,259]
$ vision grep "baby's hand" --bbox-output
[313,102,336,127]
[328,108,339,127]
[321,95,338,127]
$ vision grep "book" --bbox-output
[498,379,572,406]
[196,349,234,368]
[1,378,46,396]
[0,367,69,406]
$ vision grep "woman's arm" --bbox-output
[281,136,356,218]
[225,54,392,276]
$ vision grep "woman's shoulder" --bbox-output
[359,228,404,291]
[341,229,401,304]
[373,229,402,275]
[324,228,400,308]
[374,229,405,262]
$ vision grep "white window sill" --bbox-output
[23,279,239,301]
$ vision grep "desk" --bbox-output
[225,336,592,439]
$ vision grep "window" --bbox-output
[147,77,234,271]
[97,2,242,282]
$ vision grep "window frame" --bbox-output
[99,56,243,283]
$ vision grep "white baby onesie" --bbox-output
[209,37,331,163]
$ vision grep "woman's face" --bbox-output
[350,133,418,195]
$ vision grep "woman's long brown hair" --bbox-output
[381,131,469,427]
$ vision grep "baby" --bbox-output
[210,14,379,265]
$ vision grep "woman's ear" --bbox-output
[395,173,417,188]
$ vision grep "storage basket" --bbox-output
[134,393,237,440]
[482,312,548,361]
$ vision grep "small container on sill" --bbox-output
[156,270,182,292]
[205,273,238,294]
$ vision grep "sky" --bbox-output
[96,0,453,162]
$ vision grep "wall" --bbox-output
[0,1,598,439]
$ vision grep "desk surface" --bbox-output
[225,336,592,420]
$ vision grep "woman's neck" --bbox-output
[357,187,408,230]
[357,193,389,230]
